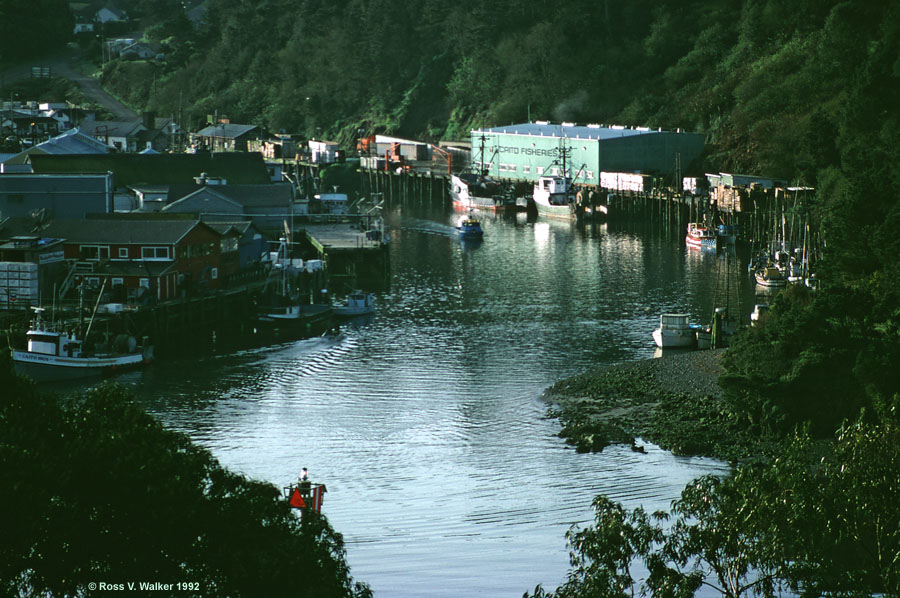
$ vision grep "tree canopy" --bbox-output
[0,355,371,598]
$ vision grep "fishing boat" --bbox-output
[754,266,787,288]
[449,135,516,213]
[685,223,717,249]
[449,172,516,213]
[257,236,333,327]
[455,213,484,240]
[532,143,595,220]
[652,313,699,349]
[532,173,581,219]
[333,291,375,317]
[12,307,152,381]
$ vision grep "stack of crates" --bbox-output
[0,262,39,310]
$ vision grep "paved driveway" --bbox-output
[1,48,138,121]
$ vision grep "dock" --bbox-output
[302,222,390,286]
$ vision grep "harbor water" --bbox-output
[126,201,758,596]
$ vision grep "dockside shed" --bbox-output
[470,122,705,186]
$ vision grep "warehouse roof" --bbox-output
[475,122,683,140]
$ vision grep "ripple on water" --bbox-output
[131,208,750,597]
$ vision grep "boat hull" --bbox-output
[449,175,515,213]
[12,350,148,381]
[533,196,580,219]
[257,304,333,326]
[652,328,697,349]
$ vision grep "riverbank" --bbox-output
[543,349,762,462]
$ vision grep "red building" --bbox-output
[36,215,240,301]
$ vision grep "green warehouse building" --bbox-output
[469,122,706,188]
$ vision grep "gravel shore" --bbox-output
[543,349,739,457]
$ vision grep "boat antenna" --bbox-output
[82,278,108,344]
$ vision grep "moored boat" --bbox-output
[449,172,516,213]
[755,266,787,288]
[12,308,152,381]
[685,223,717,249]
[652,313,698,349]
[533,174,582,219]
[256,236,333,327]
[333,291,375,317]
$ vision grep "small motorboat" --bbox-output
[652,313,698,349]
[455,215,484,239]
[333,291,375,317]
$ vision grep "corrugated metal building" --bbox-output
[469,122,705,186]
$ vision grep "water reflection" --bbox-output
[124,200,756,597]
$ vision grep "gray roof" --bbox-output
[168,182,294,208]
[206,220,253,236]
[38,217,208,245]
[80,118,144,138]
[164,187,242,211]
[0,129,109,166]
[35,128,110,155]
[195,123,260,139]
[475,122,671,140]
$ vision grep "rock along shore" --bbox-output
[543,349,753,460]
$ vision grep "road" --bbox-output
[1,47,138,121]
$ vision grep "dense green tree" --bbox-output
[0,356,370,598]
[526,421,900,597]
[0,0,73,63]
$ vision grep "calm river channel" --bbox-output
[123,200,760,596]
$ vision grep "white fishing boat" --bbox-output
[333,291,375,317]
[651,313,698,349]
[12,307,152,381]
[755,266,787,288]
[257,235,333,327]
[449,135,516,213]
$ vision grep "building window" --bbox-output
[80,245,110,261]
[118,247,129,258]
[211,267,218,280]
[141,246,169,260]
[139,278,150,289]
[586,170,595,179]
[523,165,531,174]
[537,167,544,175]
[111,277,124,286]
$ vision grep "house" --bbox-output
[0,173,114,219]
[163,182,295,233]
[28,215,239,302]
[308,139,341,164]
[0,128,110,172]
[120,42,158,60]
[194,123,263,152]
[128,184,170,211]
[206,220,267,269]
[96,4,128,24]
[79,117,146,152]
[61,113,182,153]
[0,110,60,142]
